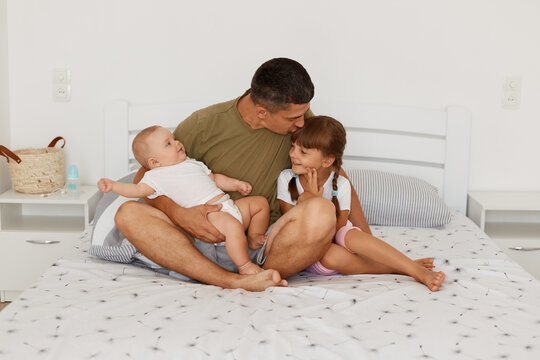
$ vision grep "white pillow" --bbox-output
[346,169,452,227]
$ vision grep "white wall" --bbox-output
[5,0,540,191]
[0,0,10,192]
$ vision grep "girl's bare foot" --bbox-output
[233,269,288,291]
[248,234,267,250]
[415,257,434,270]
[238,261,265,275]
[416,268,445,291]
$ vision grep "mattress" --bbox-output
[1,211,539,359]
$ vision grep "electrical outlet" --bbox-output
[54,84,71,101]
[502,91,520,109]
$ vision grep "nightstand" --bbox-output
[0,185,102,301]
[467,191,540,280]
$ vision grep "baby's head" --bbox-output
[132,126,187,170]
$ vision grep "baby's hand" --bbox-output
[98,178,113,193]
[237,181,252,196]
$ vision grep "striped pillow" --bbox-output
[89,172,139,263]
[346,169,451,227]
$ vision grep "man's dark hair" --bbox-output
[250,58,314,112]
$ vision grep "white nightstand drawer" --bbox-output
[0,234,77,291]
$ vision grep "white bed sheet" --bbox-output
[1,211,539,359]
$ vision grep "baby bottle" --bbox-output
[66,164,80,198]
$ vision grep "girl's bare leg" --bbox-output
[321,245,434,274]
[338,230,445,291]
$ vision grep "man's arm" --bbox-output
[340,169,372,235]
[133,167,225,243]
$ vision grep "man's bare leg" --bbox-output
[262,197,336,278]
[115,201,286,291]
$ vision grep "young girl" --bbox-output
[276,116,446,291]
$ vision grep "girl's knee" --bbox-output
[319,244,343,270]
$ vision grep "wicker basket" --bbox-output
[0,137,66,194]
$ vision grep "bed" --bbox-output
[1,99,539,359]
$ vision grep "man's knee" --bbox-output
[301,197,336,240]
[114,201,142,230]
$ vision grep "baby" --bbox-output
[98,125,269,275]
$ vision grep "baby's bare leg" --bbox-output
[234,196,270,250]
[207,211,263,275]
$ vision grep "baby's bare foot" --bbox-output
[248,234,267,250]
[238,261,265,275]
[415,257,434,270]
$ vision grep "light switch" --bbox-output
[502,76,521,109]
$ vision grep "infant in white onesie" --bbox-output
[98,125,269,275]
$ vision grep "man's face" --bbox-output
[263,103,310,135]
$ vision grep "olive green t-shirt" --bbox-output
[174,93,313,223]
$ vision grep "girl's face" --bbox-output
[289,142,334,175]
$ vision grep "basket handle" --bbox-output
[0,145,22,164]
[48,136,66,148]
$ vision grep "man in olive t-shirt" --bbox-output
[115,58,339,291]
[174,90,314,224]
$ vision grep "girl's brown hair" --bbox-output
[288,115,347,216]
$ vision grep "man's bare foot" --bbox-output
[416,268,445,291]
[415,257,434,270]
[233,269,288,291]
[248,234,267,250]
[238,261,265,275]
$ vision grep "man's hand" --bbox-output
[236,181,252,196]
[98,178,114,193]
[172,203,226,243]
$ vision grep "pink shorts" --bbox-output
[305,225,361,276]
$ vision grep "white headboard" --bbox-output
[104,100,471,213]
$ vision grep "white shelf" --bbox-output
[485,222,540,240]
[467,191,540,281]
[468,191,540,211]
[0,185,102,300]
[0,185,101,235]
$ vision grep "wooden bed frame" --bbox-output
[104,99,471,213]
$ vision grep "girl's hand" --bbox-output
[303,168,323,197]
[236,181,252,196]
[98,178,113,193]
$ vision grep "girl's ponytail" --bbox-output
[288,176,299,202]
[331,165,342,217]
